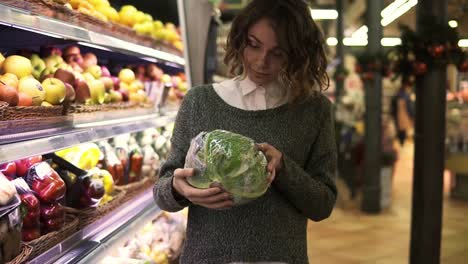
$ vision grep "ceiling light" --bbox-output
[448,20,458,28]
[327,37,338,46]
[381,0,408,18]
[343,37,368,46]
[381,0,418,26]
[310,9,338,20]
[352,26,368,39]
[381,37,402,46]
[459,39,468,47]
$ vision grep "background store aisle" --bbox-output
[307,140,468,263]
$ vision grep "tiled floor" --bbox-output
[307,141,468,263]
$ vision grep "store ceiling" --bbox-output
[309,0,468,38]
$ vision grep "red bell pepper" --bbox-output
[40,202,65,221]
[128,151,143,183]
[20,193,40,228]
[27,162,66,203]
[42,218,64,233]
[22,228,41,241]
[0,162,16,180]
[15,156,42,177]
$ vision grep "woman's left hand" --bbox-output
[256,143,284,184]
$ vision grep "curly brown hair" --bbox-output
[224,0,329,102]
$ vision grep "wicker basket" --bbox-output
[0,105,66,121]
[26,214,79,260]
[68,102,151,114]
[0,101,7,120]
[63,189,126,229]
[6,243,33,264]
[115,177,155,203]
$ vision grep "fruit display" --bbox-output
[0,46,188,113]
[61,0,183,51]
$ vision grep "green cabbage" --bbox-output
[185,130,269,205]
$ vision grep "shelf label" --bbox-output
[49,136,66,149]
[112,126,124,135]
[96,129,107,138]
[76,132,91,144]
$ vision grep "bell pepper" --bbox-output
[40,202,65,221]
[0,162,16,180]
[42,217,64,233]
[22,228,41,241]
[78,175,105,208]
[15,156,42,178]
[20,193,40,228]
[128,150,143,183]
[27,162,66,203]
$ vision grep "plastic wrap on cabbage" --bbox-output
[184,130,269,205]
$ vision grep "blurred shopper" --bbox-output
[391,84,415,145]
[154,0,337,263]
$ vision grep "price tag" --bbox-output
[76,132,91,144]
[96,129,107,138]
[112,126,125,135]
[49,136,66,149]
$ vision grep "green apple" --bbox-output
[86,65,102,79]
[89,79,105,104]
[42,77,66,105]
[30,54,46,80]
[103,92,111,104]
[3,55,32,78]
[44,55,64,69]
[109,90,123,102]
[18,76,45,106]
[83,72,95,83]
[0,53,5,68]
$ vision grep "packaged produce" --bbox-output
[44,153,105,208]
[141,145,160,179]
[26,162,66,203]
[0,162,17,181]
[40,202,65,233]
[15,155,42,178]
[55,143,101,171]
[127,143,143,183]
[0,195,22,263]
[0,172,17,205]
[185,130,269,205]
[115,144,129,186]
[12,178,41,240]
[99,142,125,185]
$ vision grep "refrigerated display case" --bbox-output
[0,0,191,262]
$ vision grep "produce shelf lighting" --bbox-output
[381,37,402,46]
[310,9,338,20]
[381,0,418,27]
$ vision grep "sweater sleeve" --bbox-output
[273,96,337,221]
[153,89,196,212]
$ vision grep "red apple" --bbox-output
[74,79,91,103]
[54,68,76,85]
[64,83,76,102]
[40,45,62,58]
[69,61,83,73]
[101,66,111,77]
[111,76,120,90]
[100,77,114,92]
[82,53,97,69]
[18,92,33,106]
[0,83,19,106]
[117,89,129,102]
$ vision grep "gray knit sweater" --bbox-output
[154,85,337,264]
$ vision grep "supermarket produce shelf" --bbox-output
[29,188,158,264]
[0,3,185,66]
[0,111,177,164]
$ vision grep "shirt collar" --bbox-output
[238,76,285,99]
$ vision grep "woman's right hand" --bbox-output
[172,168,234,209]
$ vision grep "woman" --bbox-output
[154,0,337,263]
